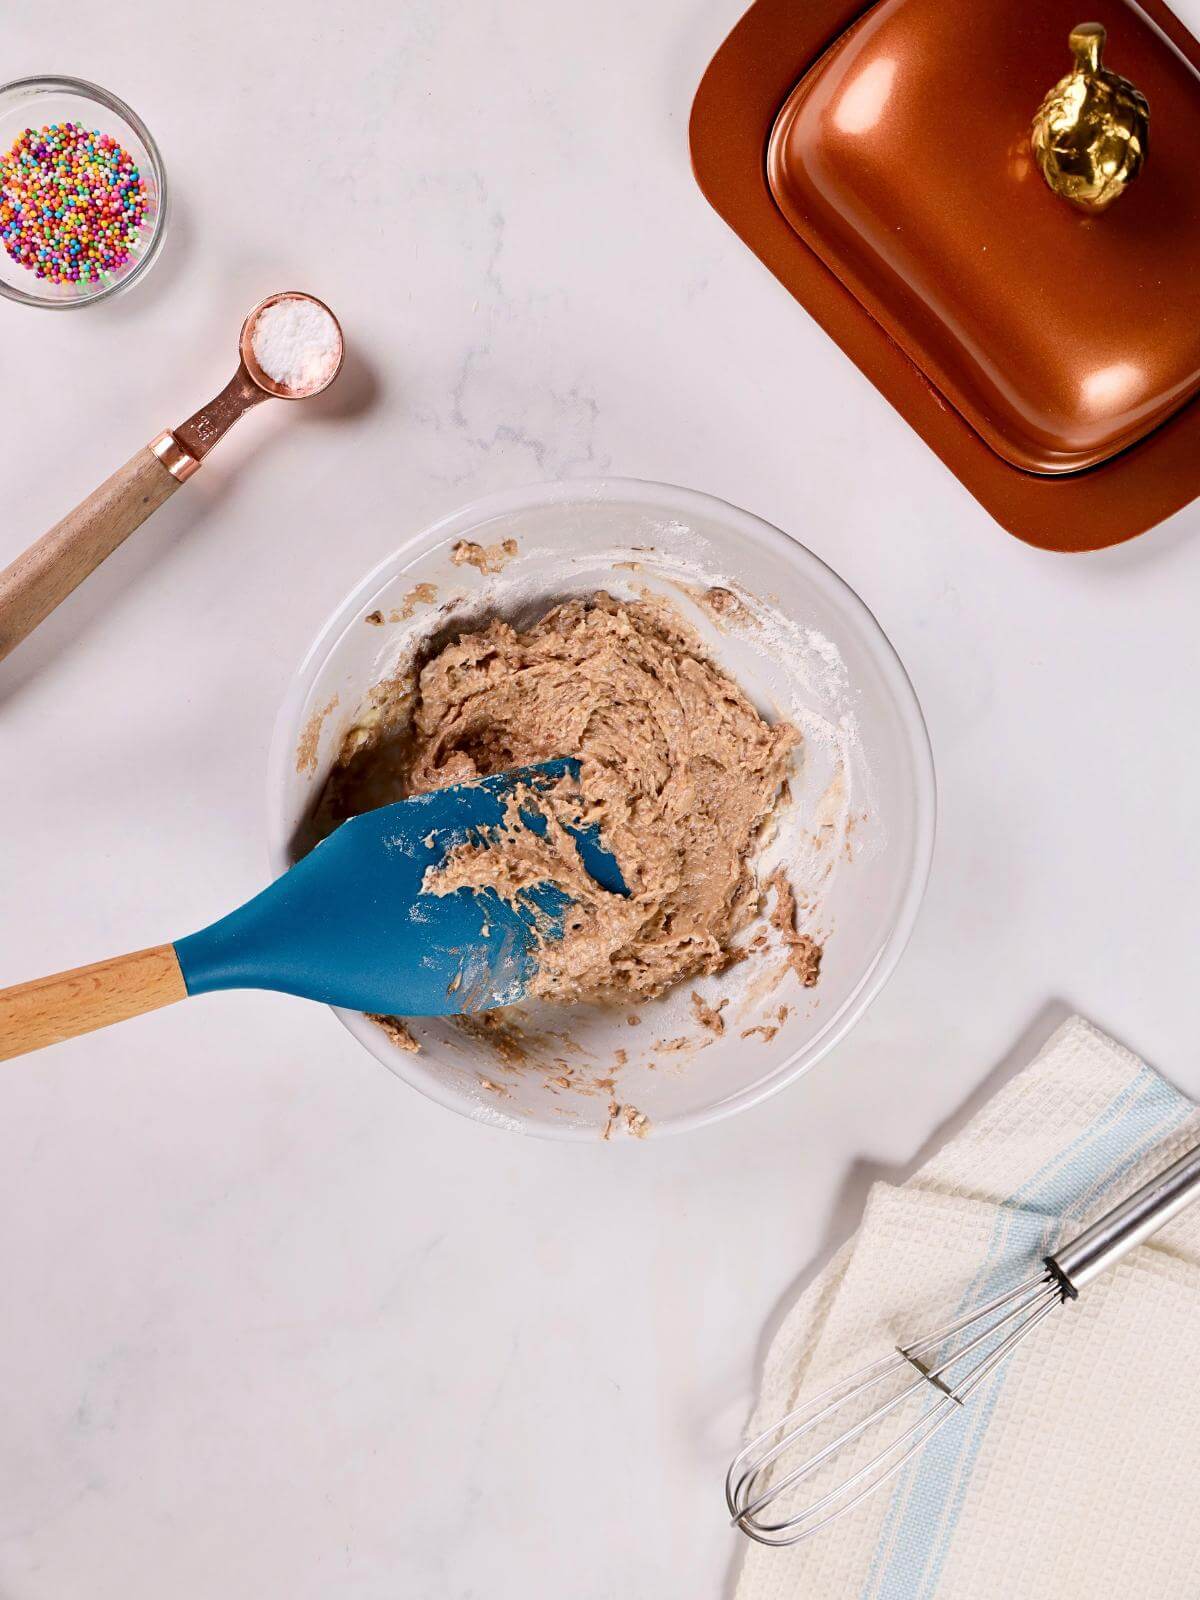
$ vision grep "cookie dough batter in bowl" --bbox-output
[267,480,935,1139]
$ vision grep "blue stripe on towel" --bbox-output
[860,1065,1191,1600]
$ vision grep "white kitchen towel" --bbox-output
[736,1017,1200,1600]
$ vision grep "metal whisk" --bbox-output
[728,1137,1200,1547]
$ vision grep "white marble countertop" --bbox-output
[3,2,1200,1595]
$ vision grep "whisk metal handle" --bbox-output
[1047,1139,1200,1295]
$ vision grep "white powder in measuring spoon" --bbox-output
[251,298,341,394]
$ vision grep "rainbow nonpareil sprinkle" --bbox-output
[0,121,149,285]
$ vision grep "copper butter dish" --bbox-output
[691,0,1200,550]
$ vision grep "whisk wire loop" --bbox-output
[728,1269,1064,1547]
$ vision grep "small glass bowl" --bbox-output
[0,76,167,309]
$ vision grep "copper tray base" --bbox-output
[689,0,1200,552]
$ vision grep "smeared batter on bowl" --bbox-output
[340,592,799,1004]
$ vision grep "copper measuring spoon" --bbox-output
[0,291,344,665]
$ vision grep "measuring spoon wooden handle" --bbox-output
[0,444,185,665]
[0,946,188,1061]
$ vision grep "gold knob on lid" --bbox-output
[1031,22,1149,212]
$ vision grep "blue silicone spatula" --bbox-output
[0,759,625,1063]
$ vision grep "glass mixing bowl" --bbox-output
[0,76,167,308]
[267,479,936,1140]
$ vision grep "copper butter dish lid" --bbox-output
[768,0,1200,475]
[691,0,1200,549]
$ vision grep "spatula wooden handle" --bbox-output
[0,945,188,1061]
[0,446,183,665]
